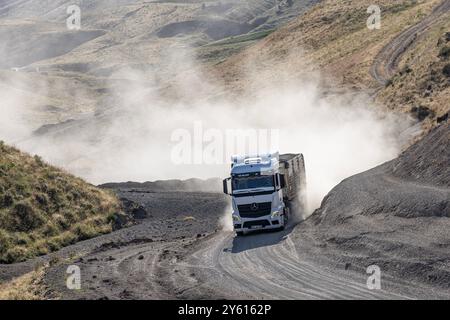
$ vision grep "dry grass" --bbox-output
[0,141,125,264]
[0,266,47,300]
[206,0,450,140]
[378,14,450,130]
[216,1,434,81]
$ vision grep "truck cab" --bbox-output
[223,152,305,236]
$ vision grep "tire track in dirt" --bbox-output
[371,0,450,85]
[165,230,413,299]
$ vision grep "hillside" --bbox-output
[213,0,450,130]
[306,122,450,289]
[0,142,124,263]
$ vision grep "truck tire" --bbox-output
[236,231,244,237]
[284,207,290,225]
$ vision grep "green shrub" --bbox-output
[41,221,60,237]
[34,193,49,207]
[57,232,77,247]
[0,192,14,208]
[45,238,62,252]
[53,214,70,230]
[12,201,45,232]
[14,232,31,246]
[73,223,97,240]
[2,246,29,264]
[0,229,11,255]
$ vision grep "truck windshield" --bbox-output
[232,175,274,191]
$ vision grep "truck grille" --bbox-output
[238,202,272,218]
[243,220,271,229]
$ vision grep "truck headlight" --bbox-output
[232,214,241,222]
[271,211,280,218]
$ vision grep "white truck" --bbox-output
[223,152,306,236]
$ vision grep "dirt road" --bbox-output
[43,221,435,300]
[371,0,450,84]
[162,230,417,300]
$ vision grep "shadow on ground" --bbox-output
[227,224,298,254]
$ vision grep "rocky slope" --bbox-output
[308,122,450,289]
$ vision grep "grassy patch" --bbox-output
[0,266,47,300]
[0,142,125,263]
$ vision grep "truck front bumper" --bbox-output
[233,214,283,233]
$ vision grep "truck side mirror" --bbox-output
[279,174,286,189]
[223,178,231,195]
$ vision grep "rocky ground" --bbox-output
[0,188,228,299]
[304,122,450,292]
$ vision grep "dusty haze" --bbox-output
[0,39,414,215]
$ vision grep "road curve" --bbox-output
[371,0,450,85]
[165,229,414,300]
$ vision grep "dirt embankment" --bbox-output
[308,122,450,290]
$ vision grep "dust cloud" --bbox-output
[0,43,413,215]
[219,204,234,232]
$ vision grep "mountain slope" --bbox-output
[0,141,124,263]
[213,0,449,129]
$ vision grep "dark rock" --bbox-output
[131,207,147,219]
[111,212,131,231]
[120,198,148,219]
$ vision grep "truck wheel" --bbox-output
[283,210,289,226]
[236,231,244,237]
